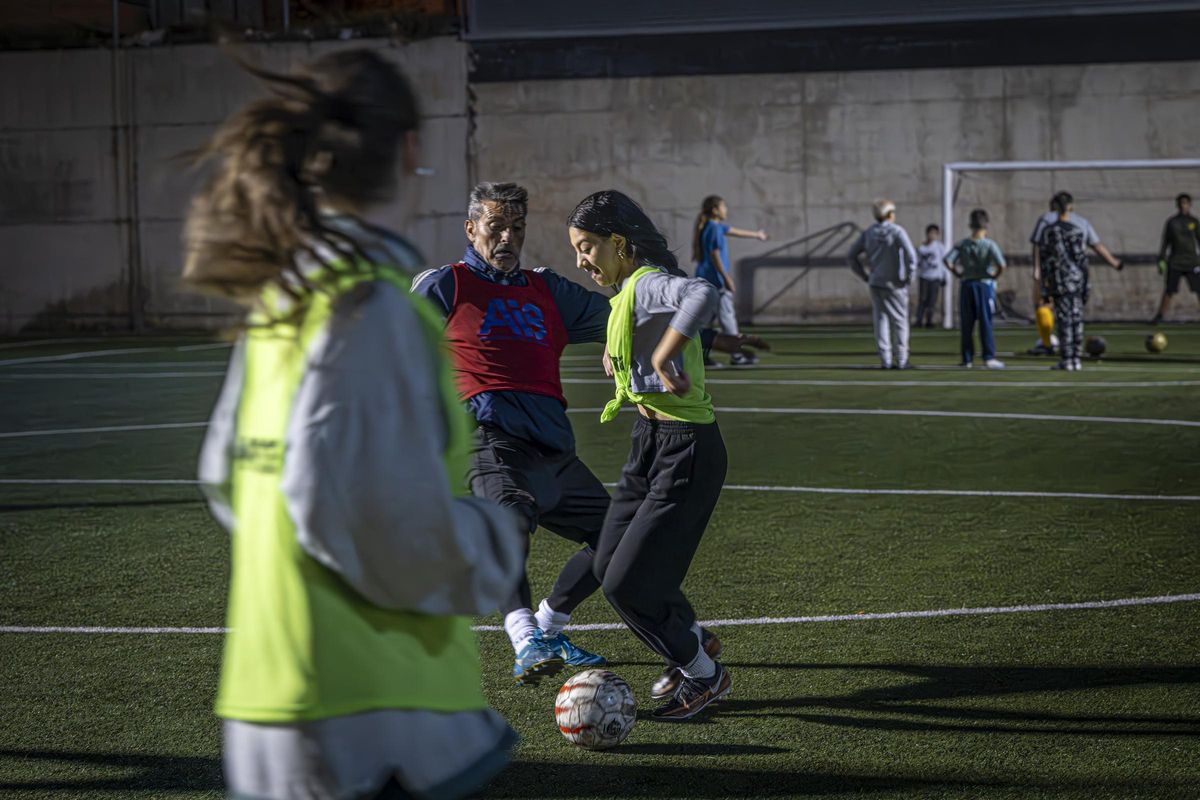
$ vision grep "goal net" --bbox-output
[941,159,1200,326]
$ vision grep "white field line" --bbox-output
[564,406,1200,428]
[0,422,209,440]
[6,405,1199,442]
[563,376,1200,386]
[2,477,1197,502]
[3,593,1197,636]
[175,343,232,352]
[0,372,227,380]
[5,370,1197,387]
[0,479,200,485]
[0,347,171,366]
[8,361,228,369]
[712,484,1200,502]
[0,343,230,366]
[0,338,98,351]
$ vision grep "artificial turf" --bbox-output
[1,324,1197,799]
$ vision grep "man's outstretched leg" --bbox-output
[535,455,614,667]
[469,427,566,686]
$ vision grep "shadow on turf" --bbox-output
[0,498,201,513]
[0,748,222,792]
[710,662,1200,737]
[611,743,788,756]
[486,762,1193,797]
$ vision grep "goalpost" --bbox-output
[940,159,1200,329]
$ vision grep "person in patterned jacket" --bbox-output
[1036,193,1124,370]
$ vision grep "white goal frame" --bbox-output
[940,158,1200,328]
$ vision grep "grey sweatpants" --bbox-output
[224,709,515,800]
[712,289,739,336]
[869,285,910,367]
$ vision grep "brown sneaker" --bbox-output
[650,664,732,721]
[650,629,722,701]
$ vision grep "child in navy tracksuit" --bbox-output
[946,209,1006,369]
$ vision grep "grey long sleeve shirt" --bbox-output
[626,269,719,394]
[848,221,918,290]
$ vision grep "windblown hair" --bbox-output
[468,182,528,222]
[568,190,682,275]
[182,49,419,302]
[691,194,724,264]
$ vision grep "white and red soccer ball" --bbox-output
[555,669,637,750]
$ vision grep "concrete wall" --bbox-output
[5,47,1200,332]
[471,61,1200,323]
[0,36,468,333]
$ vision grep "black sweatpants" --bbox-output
[915,277,944,326]
[593,417,728,667]
[468,425,609,615]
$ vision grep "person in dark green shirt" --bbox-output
[945,209,1006,369]
[1151,193,1200,323]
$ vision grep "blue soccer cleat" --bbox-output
[512,634,565,686]
[543,631,607,667]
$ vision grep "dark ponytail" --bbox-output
[691,194,723,264]
[568,190,684,276]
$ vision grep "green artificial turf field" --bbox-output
[1,324,1198,799]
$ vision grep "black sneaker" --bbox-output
[650,663,732,722]
[650,630,722,701]
[730,351,758,366]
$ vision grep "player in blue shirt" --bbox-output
[692,195,768,366]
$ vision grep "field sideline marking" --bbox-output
[4,371,1195,391]
[0,422,209,440]
[11,361,227,369]
[6,405,1200,441]
[1,477,1197,502]
[3,593,1197,636]
[564,406,1200,428]
[0,347,171,366]
[0,372,227,380]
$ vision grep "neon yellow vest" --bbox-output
[601,265,715,425]
[216,264,484,723]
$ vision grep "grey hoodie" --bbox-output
[848,220,918,290]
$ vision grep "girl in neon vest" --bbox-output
[185,50,523,800]
[567,190,733,722]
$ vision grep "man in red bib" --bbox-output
[413,183,611,684]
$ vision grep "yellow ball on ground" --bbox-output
[1145,332,1168,353]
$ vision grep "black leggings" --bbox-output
[593,417,727,667]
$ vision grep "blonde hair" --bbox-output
[182,49,419,303]
[873,199,896,221]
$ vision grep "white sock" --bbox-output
[681,645,717,682]
[504,609,538,652]
[535,599,570,638]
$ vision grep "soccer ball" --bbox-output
[1146,332,1168,353]
[555,669,636,750]
[1084,336,1106,358]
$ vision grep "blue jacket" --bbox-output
[412,247,609,453]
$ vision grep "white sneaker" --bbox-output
[1071,359,1083,371]
[984,358,1005,369]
